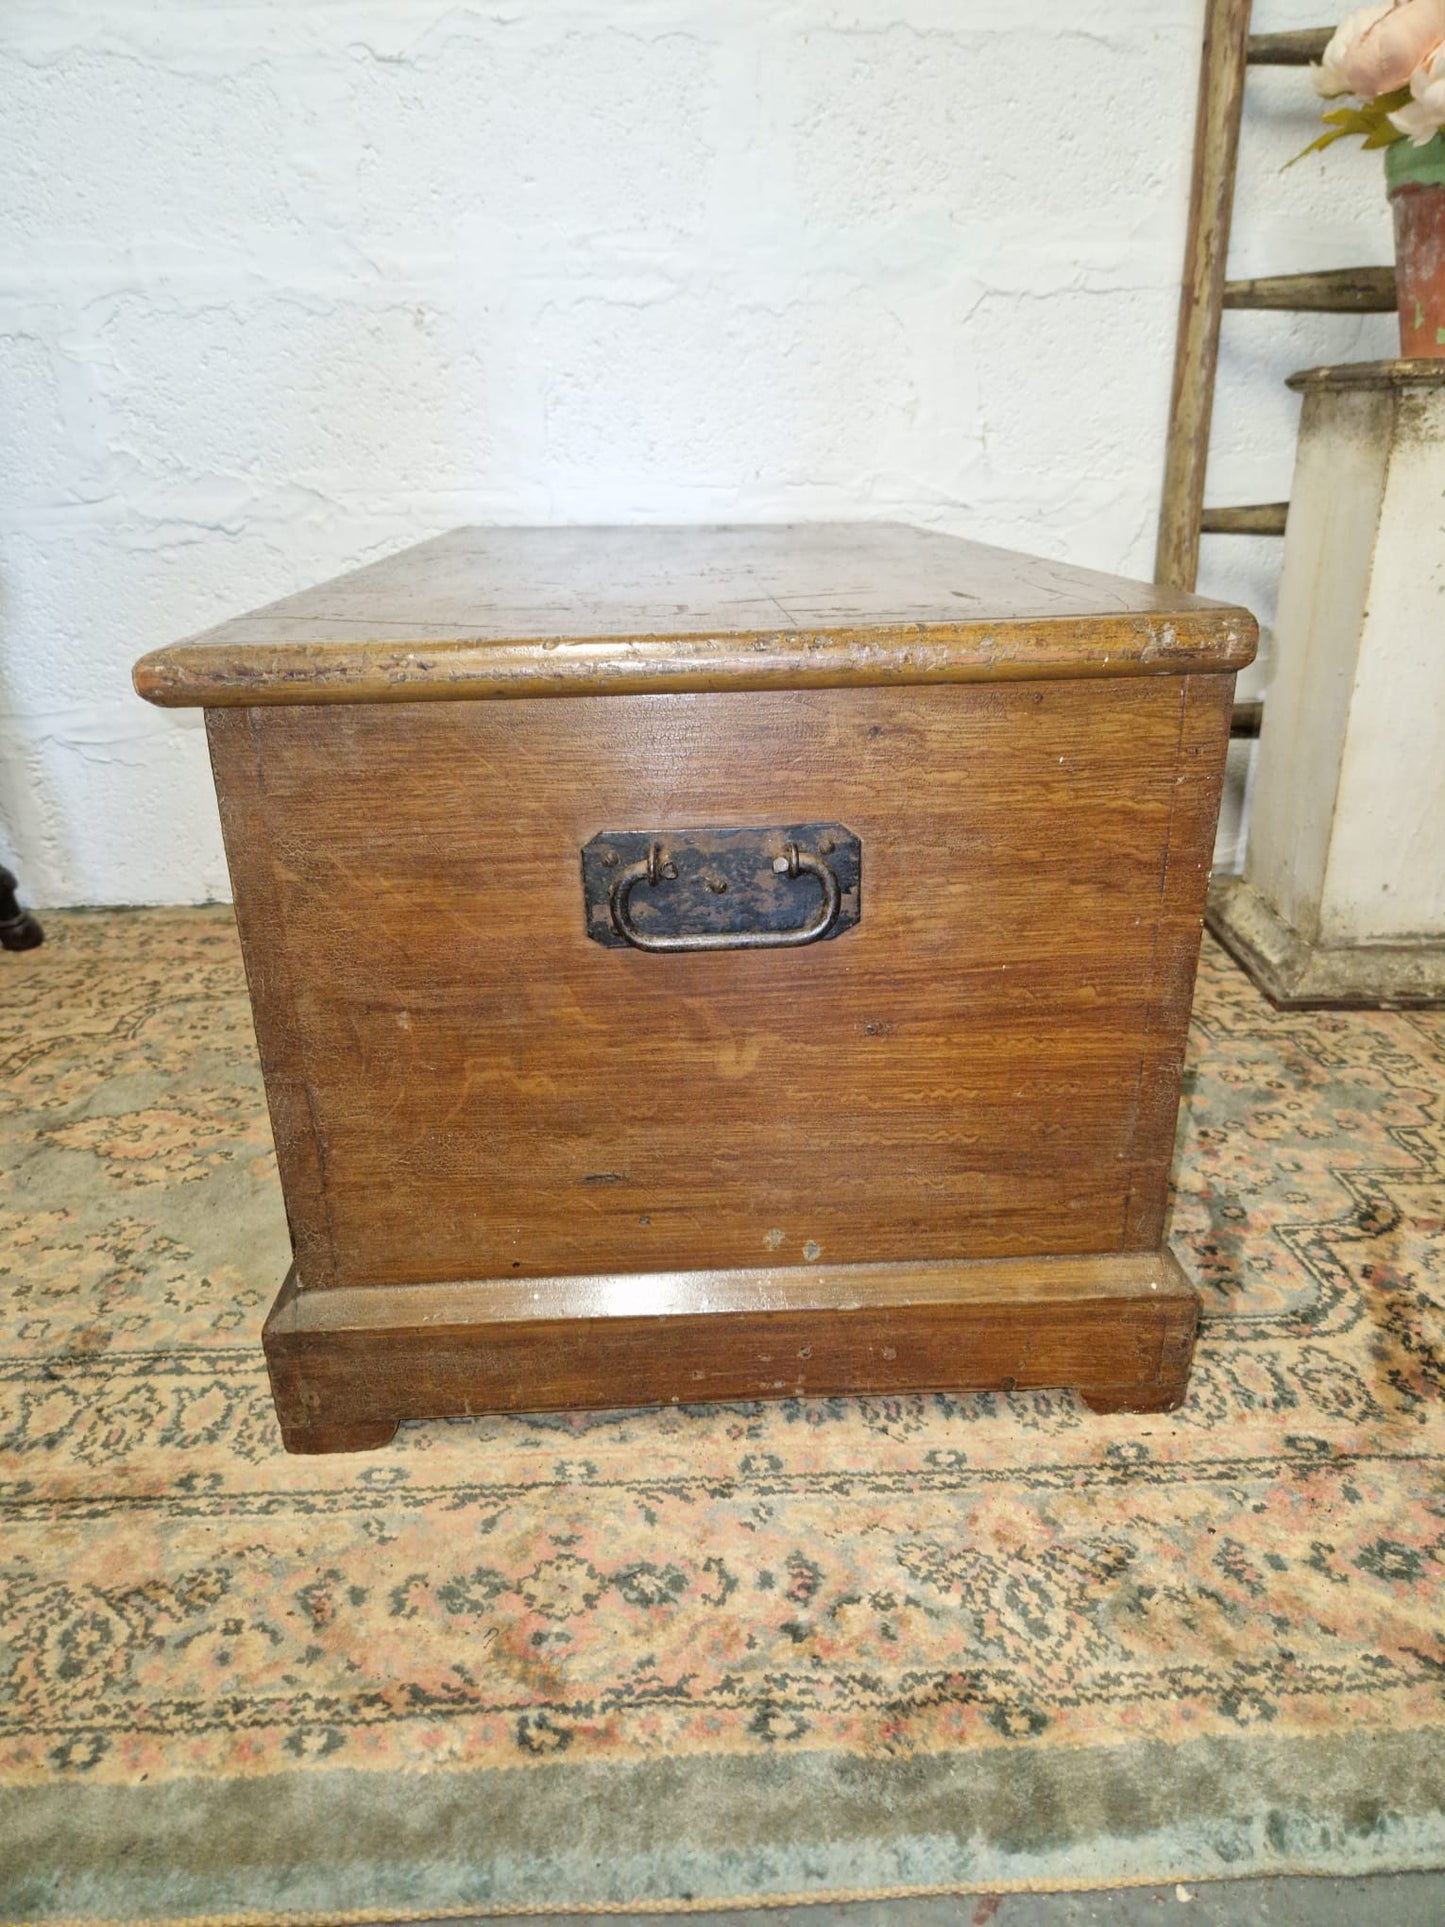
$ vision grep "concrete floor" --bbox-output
[448,1871,1445,1925]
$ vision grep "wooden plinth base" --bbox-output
[1208,875,1445,1009]
[262,1250,1199,1453]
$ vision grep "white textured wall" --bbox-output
[1,0,1398,906]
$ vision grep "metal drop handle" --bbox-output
[608,841,842,953]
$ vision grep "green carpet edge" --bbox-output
[4,1725,1443,1924]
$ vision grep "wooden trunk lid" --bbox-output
[134,523,1256,708]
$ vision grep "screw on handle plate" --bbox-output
[609,840,842,953]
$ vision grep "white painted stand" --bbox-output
[1209,360,1445,1006]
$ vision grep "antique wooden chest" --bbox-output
[134,524,1255,1451]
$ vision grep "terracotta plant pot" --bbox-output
[1387,132,1445,358]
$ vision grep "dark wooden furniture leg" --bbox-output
[0,867,43,951]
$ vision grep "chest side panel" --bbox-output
[210,677,1222,1288]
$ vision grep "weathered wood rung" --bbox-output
[1246,28,1332,66]
[1224,267,1396,311]
[1201,503,1288,536]
[1230,699,1263,740]
[1157,7,1389,592]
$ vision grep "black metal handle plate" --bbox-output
[581,824,861,952]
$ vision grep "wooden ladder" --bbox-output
[1155,3,1396,734]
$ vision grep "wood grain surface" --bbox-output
[1122,673,1235,1248]
[262,1249,1201,1452]
[210,673,1231,1294]
[136,523,1255,707]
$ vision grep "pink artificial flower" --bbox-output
[1320,0,1445,99]
[1390,40,1445,138]
[1314,7,1394,96]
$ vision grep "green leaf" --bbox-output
[1285,92,1410,168]
[1285,125,1352,167]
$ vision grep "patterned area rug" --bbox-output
[1,910,1442,1924]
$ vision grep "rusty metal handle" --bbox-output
[608,841,842,953]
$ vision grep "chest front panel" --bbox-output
[211,675,1227,1290]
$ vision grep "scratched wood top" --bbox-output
[134,522,1256,707]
